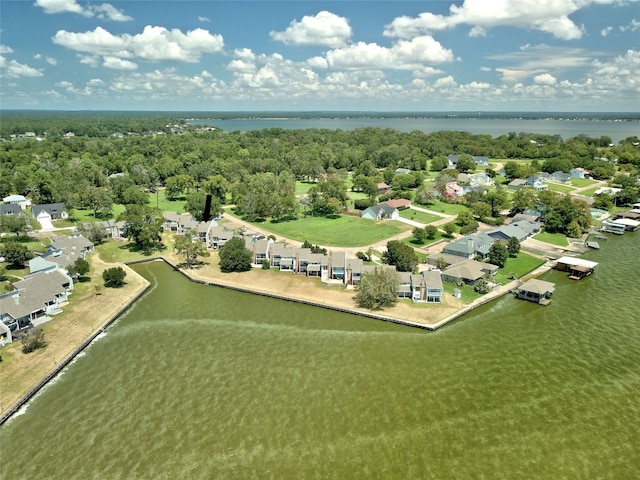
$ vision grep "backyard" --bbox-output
[249,215,410,247]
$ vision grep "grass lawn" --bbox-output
[442,282,484,304]
[147,188,187,213]
[96,238,169,263]
[399,209,441,224]
[533,231,569,247]
[571,178,598,188]
[295,181,316,196]
[421,200,469,215]
[546,183,576,194]
[251,215,410,247]
[494,253,546,285]
[71,205,126,224]
[577,187,600,197]
[403,231,449,249]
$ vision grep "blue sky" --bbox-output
[1,0,639,111]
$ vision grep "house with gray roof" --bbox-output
[442,234,494,259]
[0,269,73,337]
[441,259,498,285]
[0,204,23,216]
[487,220,540,243]
[32,203,68,221]
[29,233,94,273]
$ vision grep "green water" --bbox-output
[1,233,639,479]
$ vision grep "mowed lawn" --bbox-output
[533,231,569,247]
[254,215,410,247]
[494,253,546,285]
[399,209,441,224]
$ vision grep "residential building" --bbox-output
[442,234,494,259]
[32,203,68,221]
[526,176,548,191]
[441,259,498,285]
[361,204,399,221]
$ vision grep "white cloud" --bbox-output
[35,0,132,21]
[199,16,210,23]
[270,11,353,48]
[601,26,613,36]
[78,54,99,67]
[321,36,454,70]
[533,73,557,85]
[53,25,224,63]
[383,0,626,40]
[0,56,44,78]
[55,80,73,88]
[46,57,58,65]
[620,19,640,32]
[1,45,15,54]
[434,75,457,88]
[103,56,138,70]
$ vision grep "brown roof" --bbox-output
[381,199,411,209]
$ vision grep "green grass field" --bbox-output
[295,181,316,196]
[250,215,410,247]
[571,178,598,188]
[147,188,187,213]
[424,200,469,215]
[494,253,546,285]
[533,231,569,247]
[576,187,600,197]
[399,209,441,224]
[546,183,576,194]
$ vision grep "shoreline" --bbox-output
[0,252,552,425]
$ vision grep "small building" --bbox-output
[601,222,626,235]
[380,198,411,210]
[610,218,640,232]
[554,256,598,280]
[376,183,391,195]
[361,204,399,221]
[516,279,555,305]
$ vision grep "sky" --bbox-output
[1,0,639,111]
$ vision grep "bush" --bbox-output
[262,259,270,269]
[103,266,127,287]
[21,328,46,354]
[353,198,374,210]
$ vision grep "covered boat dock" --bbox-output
[515,279,555,305]
[554,256,598,280]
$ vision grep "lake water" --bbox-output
[191,116,640,144]
[1,232,639,479]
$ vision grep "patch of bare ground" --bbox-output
[0,256,149,418]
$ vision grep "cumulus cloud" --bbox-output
[53,25,224,64]
[0,56,44,78]
[601,26,613,36]
[270,11,353,47]
[199,16,210,23]
[103,56,137,70]
[320,36,454,71]
[1,45,15,54]
[382,0,625,40]
[35,0,132,21]
[620,19,640,32]
[533,73,557,85]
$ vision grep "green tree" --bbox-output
[384,240,418,272]
[175,231,211,268]
[79,222,107,245]
[412,227,427,244]
[474,278,491,294]
[507,236,521,257]
[165,174,196,200]
[118,204,163,247]
[511,187,538,214]
[84,186,113,218]
[430,155,448,171]
[354,266,399,311]
[442,222,457,237]
[488,242,508,268]
[414,185,437,205]
[219,236,252,273]
[0,242,33,267]
[484,187,509,217]
[103,266,127,287]
[455,154,476,173]
[68,257,90,279]
[425,225,438,240]
[0,214,31,238]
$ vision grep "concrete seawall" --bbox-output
[0,275,151,426]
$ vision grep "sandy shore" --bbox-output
[0,257,149,419]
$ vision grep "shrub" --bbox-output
[103,266,127,287]
[21,328,46,354]
[262,259,270,269]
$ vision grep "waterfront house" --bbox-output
[406,271,443,303]
[0,269,74,337]
[245,236,274,266]
[83,219,126,239]
[441,259,498,285]
[208,226,234,249]
[29,233,94,274]
[516,279,555,305]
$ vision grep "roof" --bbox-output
[3,195,26,202]
[380,199,411,209]
[32,203,66,218]
[612,218,640,227]
[0,204,22,215]
[555,256,598,269]
[519,279,555,295]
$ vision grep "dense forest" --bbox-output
[1,112,639,239]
